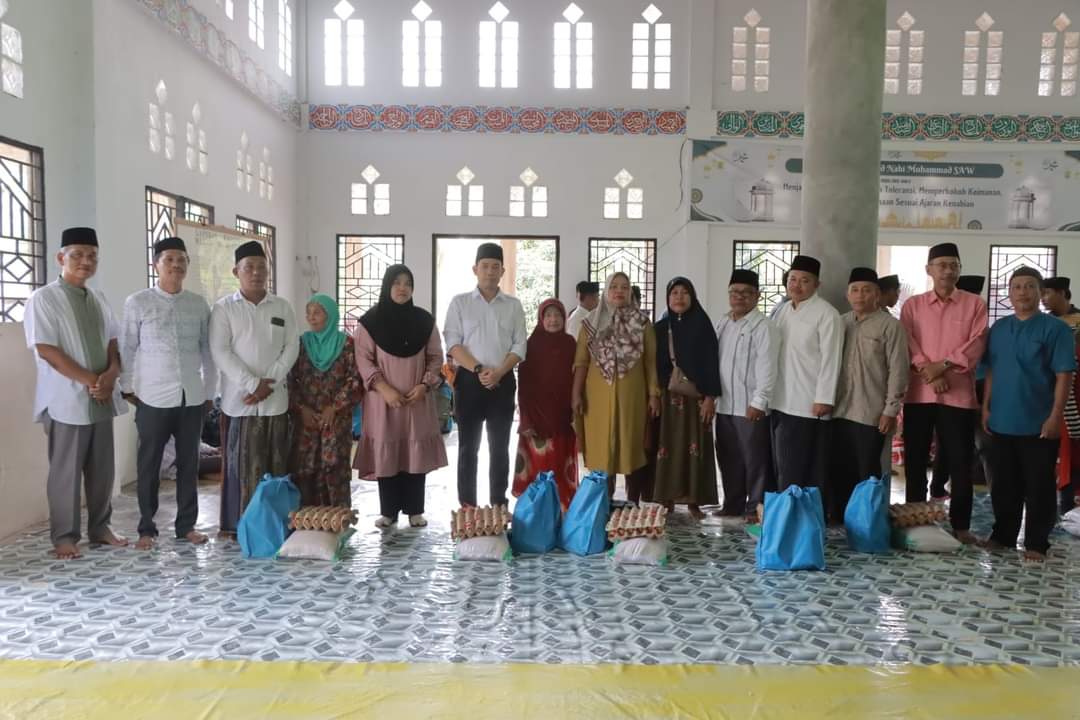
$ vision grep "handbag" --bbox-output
[667,329,701,398]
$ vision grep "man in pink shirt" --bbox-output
[900,243,989,543]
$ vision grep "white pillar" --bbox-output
[800,0,886,308]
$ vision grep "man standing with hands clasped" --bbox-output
[900,243,987,544]
[443,242,527,508]
[981,267,1076,562]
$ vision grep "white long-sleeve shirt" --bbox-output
[566,305,589,341]
[119,287,216,408]
[443,288,527,368]
[714,309,778,416]
[209,291,298,417]
[771,293,844,419]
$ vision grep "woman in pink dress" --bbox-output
[354,265,448,528]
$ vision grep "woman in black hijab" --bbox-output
[652,277,722,519]
[354,265,448,529]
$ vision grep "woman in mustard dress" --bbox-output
[572,272,660,497]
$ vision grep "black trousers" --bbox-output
[377,473,426,519]
[829,418,885,523]
[715,413,773,515]
[626,416,659,504]
[903,403,975,531]
[454,369,516,507]
[134,399,204,538]
[989,433,1059,554]
[930,379,992,495]
[770,411,830,491]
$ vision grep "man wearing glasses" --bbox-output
[899,243,988,544]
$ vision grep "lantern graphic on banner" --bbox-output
[1008,186,1035,229]
[750,178,775,222]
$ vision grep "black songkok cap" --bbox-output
[789,255,821,277]
[576,280,600,295]
[877,274,899,292]
[61,227,98,248]
[475,242,503,263]
[234,240,266,264]
[928,243,961,262]
[153,236,187,256]
[1044,276,1070,292]
[729,269,759,289]
[848,267,879,284]
[956,275,985,294]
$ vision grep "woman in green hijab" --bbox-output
[287,294,363,507]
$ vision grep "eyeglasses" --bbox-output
[728,288,757,297]
[929,261,961,271]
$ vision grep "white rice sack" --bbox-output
[609,536,669,566]
[891,525,962,553]
[454,533,512,562]
[1062,508,1080,538]
[276,529,355,561]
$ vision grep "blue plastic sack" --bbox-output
[510,470,561,554]
[755,485,826,571]
[238,474,301,558]
[558,471,610,556]
[844,476,891,553]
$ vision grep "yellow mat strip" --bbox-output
[1,659,1076,719]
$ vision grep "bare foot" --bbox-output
[184,530,209,544]
[408,515,427,528]
[954,530,978,545]
[216,530,236,541]
[688,505,705,521]
[978,538,1010,552]
[135,535,156,551]
[91,530,129,548]
[52,542,82,560]
[1022,550,1046,563]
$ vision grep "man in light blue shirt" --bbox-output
[981,267,1076,562]
[443,242,527,507]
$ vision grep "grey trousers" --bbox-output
[43,413,115,546]
[715,413,773,515]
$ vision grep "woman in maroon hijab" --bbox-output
[512,298,579,510]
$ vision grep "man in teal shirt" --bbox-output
[981,267,1076,562]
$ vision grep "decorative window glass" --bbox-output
[1038,13,1076,97]
[225,0,234,20]
[989,245,1057,323]
[351,165,390,216]
[962,13,1002,96]
[733,241,799,316]
[1,1,23,99]
[147,81,175,160]
[235,132,253,192]
[509,167,547,217]
[0,135,45,322]
[403,1,442,87]
[603,169,643,220]
[632,4,671,89]
[338,235,405,330]
[731,9,769,92]
[185,103,208,175]
[277,0,293,76]
[447,167,482,217]
[145,187,214,286]
[554,3,592,89]
[480,2,518,88]
[884,11,924,95]
[236,215,277,291]
[326,2,363,87]
[258,147,274,201]
[588,237,657,316]
[249,0,265,49]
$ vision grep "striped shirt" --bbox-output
[714,309,778,416]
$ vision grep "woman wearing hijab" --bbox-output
[354,265,448,528]
[513,298,579,510]
[572,272,660,493]
[652,277,722,519]
[287,294,363,508]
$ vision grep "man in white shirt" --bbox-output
[120,237,215,549]
[24,227,129,559]
[770,255,844,493]
[565,280,599,341]
[712,269,778,521]
[209,240,298,536]
[443,242,527,507]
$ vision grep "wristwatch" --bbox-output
[942,359,953,370]
[474,363,484,374]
